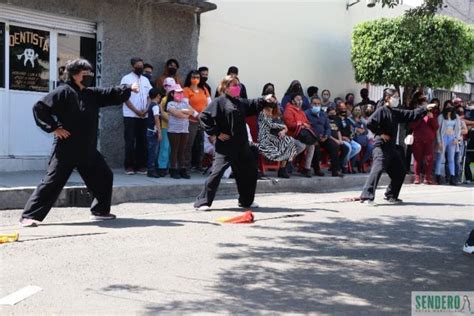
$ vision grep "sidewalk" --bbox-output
[0,169,398,210]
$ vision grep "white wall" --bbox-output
[198,0,416,103]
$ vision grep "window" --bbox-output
[9,25,49,92]
[57,33,96,86]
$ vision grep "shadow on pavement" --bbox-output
[41,218,220,228]
[140,215,473,315]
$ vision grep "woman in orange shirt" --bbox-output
[183,70,211,171]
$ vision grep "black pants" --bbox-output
[191,128,204,168]
[22,151,113,221]
[361,145,406,201]
[313,138,341,172]
[124,117,147,170]
[194,146,257,208]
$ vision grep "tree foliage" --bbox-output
[351,15,474,90]
[380,0,444,16]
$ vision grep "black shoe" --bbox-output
[301,169,312,178]
[332,171,344,177]
[435,175,442,185]
[342,167,349,174]
[170,168,181,179]
[313,169,325,177]
[278,167,290,178]
[384,197,403,204]
[180,168,191,179]
[157,168,168,177]
[449,177,457,186]
[147,170,161,178]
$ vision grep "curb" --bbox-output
[0,174,411,210]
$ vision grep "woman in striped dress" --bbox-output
[258,102,304,178]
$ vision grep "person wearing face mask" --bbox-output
[183,70,211,172]
[20,59,139,227]
[281,80,310,113]
[434,100,462,185]
[120,57,153,175]
[360,88,436,205]
[345,93,355,113]
[258,102,302,179]
[143,63,155,87]
[194,76,277,211]
[336,103,361,173]
[320,89,336,111]
[305,97,344,177]
[356,88,376,109]
[198,66,212,96]
[454,105,469,184]
[155,58,182,89]
[283,94,316,177]
[352,106,374,173]
[166,84,196,179]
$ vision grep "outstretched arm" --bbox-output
[92,84,137,107]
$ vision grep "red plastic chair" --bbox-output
[259,154,280,175]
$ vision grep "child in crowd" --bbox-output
[146,88,165,178]
[166,84,198,179]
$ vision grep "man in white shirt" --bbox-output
[121,57,152,175]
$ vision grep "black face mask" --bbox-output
[143,73,152,81]
[201,76,208,83]
[134,67,143,76]
[339,111,347,117]
[168,67,177,76]
[328,114,337,120]
[365,111,373,116]
[81,75,94,87]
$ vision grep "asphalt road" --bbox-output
[1,184,473,315]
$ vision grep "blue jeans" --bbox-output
[147,130,160,171]
[435,135,456,176]
[157,128,170,169]
[342,140,362,166]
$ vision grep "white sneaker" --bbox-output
[238,202,259,208]
[463,243,474,255]
[195,205,211,212]
[360,199,377,206]
[90,213,117,221]
[19,218,40,227]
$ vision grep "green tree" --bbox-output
[351,15,474,104]
[380,0,444,16]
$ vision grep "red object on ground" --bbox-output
[222,211,255,224]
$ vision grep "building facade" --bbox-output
[0,0,216,171]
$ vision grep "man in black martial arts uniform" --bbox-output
[20,59,139,227]
[360,88,436,205]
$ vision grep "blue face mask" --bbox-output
[311,106,321,114]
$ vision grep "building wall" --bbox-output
[0,0,200,168]
[197,0,413,103]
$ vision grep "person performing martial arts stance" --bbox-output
[194,75,277,211]
[20,59,139,227]
[360,88,436,205]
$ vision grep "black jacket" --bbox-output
[33,81,132,162]
[367,105,427,147]
[199,95,265,156]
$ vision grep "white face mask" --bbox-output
[389,97,400,107]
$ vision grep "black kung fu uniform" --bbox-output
[194,95,266,208]
[22,81,132,221]
[360,104,427,201]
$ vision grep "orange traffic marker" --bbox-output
[217,211,254,224]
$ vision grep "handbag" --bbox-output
[295,125,319,145]
[404,134,414,145]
